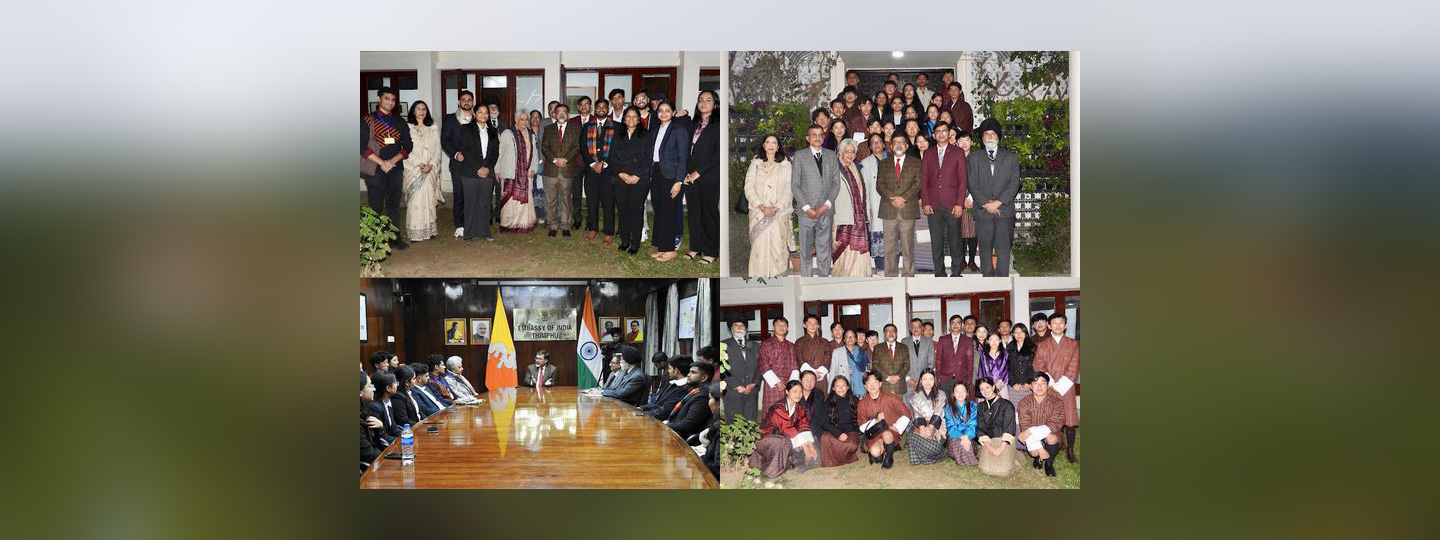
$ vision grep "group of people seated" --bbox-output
[720,310,1079,481]
[743,69,1023,277]
[363,84,721,264]
[358,352,481,472]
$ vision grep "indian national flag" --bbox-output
[576,288,602,390]
[485,291,518,389]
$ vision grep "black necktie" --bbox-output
[988,150,996,161]
[814,152,823,172]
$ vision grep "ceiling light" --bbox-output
[892,51,904,58]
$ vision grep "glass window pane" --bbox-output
[1065,296,1079,339]
[977,298,1006,332]
[482,76,508,88]
[365,75,385,90]
[398,75,418,90]
[641,74,673,102]
[946,299,970,323]
[867,302,892,334]
[515,75,543,119]
[840,304,861,316]
[699,73,720,94]
[1030,296,1056,331]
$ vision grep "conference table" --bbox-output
[360,387,717,489]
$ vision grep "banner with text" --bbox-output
[512,308,579,341]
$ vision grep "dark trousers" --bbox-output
[926,211,962,276]
[364,165,404,237]
[571,166,586,227]
[686,174,720,257]
[976,217,1014,276]
[617,177,650,247]
[598,169,618,235]
[583,165,604,232]
[449,170,464,230]
[962,237,977,260]
[673,183,686,248]
[650,164,679,251]
[492,177,502,224]
[460,175,494,239]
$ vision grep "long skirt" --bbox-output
[748,434,792,478]
[831,245,873,277]
[499,184,537,233]
[907,431,947,465]
[977,440,1023,477]
[747,210,792,278]
[402,168,442,241]
[947,437,979,466]
[820,431,861,467]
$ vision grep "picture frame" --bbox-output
[369,101,379,114]
[469,318,491,345]
[444,318,467,345]
[624,317,645,343]
[398,101,409,117]
[599,317,621,343]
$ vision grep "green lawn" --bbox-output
[722,437,1081,489]
[365,195,717,278]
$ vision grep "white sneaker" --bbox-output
[454,227,464,238]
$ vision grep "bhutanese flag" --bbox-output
[576,288,602,390]
[485,291,518,389]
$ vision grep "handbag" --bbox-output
[734,190,749,214]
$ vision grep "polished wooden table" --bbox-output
[360,387,717,489]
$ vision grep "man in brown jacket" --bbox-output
[876,134,922,276]
[871,323,910,395]
[540,103,582,236]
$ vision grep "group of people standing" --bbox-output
[743,69,1022,277]
[361,85,721,263]
[719,309,1078,481]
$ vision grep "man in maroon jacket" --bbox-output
[934,314,975,392]
[920,122,968,277]
[757,316,798,414]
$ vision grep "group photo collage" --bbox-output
[357,50,1077,490]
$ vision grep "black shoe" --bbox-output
[1044,457,1056,477]
[548,230,557,237]
[392,239,410,251]
[464,238,472,244]
[618,243,630,252]
[572,221,582,231]
[868,454,878,465]
[562,230,571,237]
[626,247,639,255]
[1032,455,1042,469]
[881,449,894,469]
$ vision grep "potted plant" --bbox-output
[361,207,397,277]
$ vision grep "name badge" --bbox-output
[383,137,395,145]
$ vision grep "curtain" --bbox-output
[663,283,679,363]
[644,291,658,376]
[696,278,713,350]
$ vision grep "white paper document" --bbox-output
[763,370,781,387]
[1052,376,1074,396]
[892,415,910,434]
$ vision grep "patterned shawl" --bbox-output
[500,127,530,206]
[832,162,869,259]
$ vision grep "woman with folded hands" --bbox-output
[748,380,821,478]
[905,368,948,465]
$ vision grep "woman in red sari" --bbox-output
[748,380,820,478]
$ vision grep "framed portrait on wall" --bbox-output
[599,317,621,343]
[444,318,467,345]
[398,102,409,117]
[469,318,491,345]
[361,293,368,342]
[624,317,645,343]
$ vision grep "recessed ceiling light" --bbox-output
[892,51,904,58]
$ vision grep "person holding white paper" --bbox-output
[856,370,910,469]
[748,380,820,478]
[1033,313,1080,463]
[757,316,798,415]
[794,315,832,393]
[1017,372,1065,477]
[905,369,949,465]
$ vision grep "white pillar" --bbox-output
[831,55,846,100]
[891,278,910,326]
[679,51,703,112]
[958,52,975,118]
[1010,277,1030,326]
[543,52,562,106]
[781,279,802,333]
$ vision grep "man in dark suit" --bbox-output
[877,134,922,276]
[522,350,557,388]
[968,117,1021,276]
[440,90,476,237]
[409,363,449,418]
[596,345,648,407]
[720,317,760,422]
[665,361,715,441]
[791,124,843,276]
[540,103,582,237]
[920,122,968,277]
[901,318,935,392]
[567,96,597,231]
[641,356,693,419]
[580,99,617,242]
[935,315,976,392]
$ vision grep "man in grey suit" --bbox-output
[522,350,558,387]
[968,117,1021,277]
[720,317,760,422]
[791,124,843,277]
[901,317,935,393]
[592,345,648,407]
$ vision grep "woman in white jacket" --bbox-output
[496,109,538,233]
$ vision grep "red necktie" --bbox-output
[895,159,901,177]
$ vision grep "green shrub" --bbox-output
[360,207,396,276]
[719,414,760,471]
[1014,194,1070,275]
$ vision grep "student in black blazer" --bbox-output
[367,371,402,443]
[646,100,690,262]
[607,106,652,255]
[665,362,716,442]
[672,90,721,264]
[457,107,501,242]
[360,371,385,472]
[441,90,478,233]
[642,356,694,419]
[390,364,423,425]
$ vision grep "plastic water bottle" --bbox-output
[400,424,415,464]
